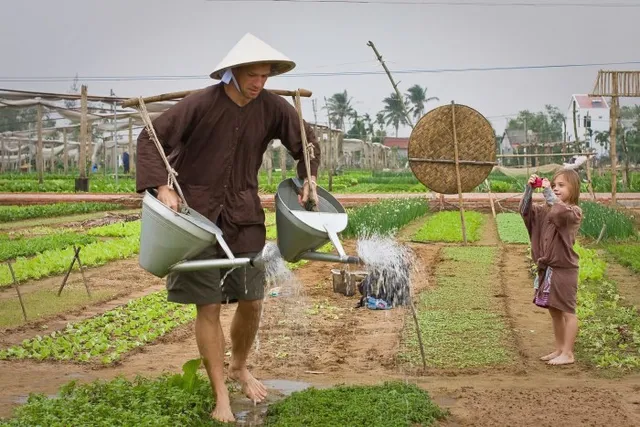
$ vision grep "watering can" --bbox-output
[138,178,360,278]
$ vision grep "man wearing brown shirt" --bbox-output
[136,33,320,423]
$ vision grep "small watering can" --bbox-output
[138,178,360,278]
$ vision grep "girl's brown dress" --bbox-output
[520,186,583,314]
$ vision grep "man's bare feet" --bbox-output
[229,366,268,403]
[211,400,235,423]
[540,350,561,361]
[547,353,574,365]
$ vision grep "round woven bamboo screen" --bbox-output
[408,104,496,194]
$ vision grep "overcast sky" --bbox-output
[2,0,639,137]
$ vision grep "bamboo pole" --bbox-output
[367,40,414,129]
[610,73,619,204]
[120,88,313,108]
[451,101,467,245]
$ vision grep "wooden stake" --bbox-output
[7,262,27,322]
[451,101,468,245]
[485,179,497,218]
[409,295,428,372]
[58,246,91,298]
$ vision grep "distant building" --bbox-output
[382,137,409,160]
[566,94,610,157]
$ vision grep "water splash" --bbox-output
[259,242,302,298]
[356,234,415,307]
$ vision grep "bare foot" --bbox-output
[211,402,235,424]
[540,350,561,361]
[229,366,268,403]
[547,353,574,365]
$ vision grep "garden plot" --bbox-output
[1,202,640,425]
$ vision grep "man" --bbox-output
[135,33,320,423]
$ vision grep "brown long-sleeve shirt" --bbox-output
[136,83,321,254]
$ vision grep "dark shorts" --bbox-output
[166,245,265,305]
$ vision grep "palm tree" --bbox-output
[405,84,439,120]
[594,130,610,151]
[362,113,375,141]
[327,90,354,132]
[381,92,410,137]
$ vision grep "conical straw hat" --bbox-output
[210,33,296,80]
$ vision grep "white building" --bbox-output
[566,94,610,157]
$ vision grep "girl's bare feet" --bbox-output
[540,350,561,361]
[547,353,574,365]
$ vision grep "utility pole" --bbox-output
[36,102,43,184]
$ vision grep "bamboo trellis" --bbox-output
[589,70,640,204]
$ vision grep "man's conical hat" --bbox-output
[210,33,296,80]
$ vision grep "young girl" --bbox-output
[520,169,583,365]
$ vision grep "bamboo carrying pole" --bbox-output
[121,88,313,108]
[292,91,319,211]
[451,102,468,245]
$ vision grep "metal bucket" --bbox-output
[139,190,223,277]
[275,178,352,263]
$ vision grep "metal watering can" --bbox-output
[138,178,360,278]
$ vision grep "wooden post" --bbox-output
[63,128,68,174]
[17,141,21,173]
[610,73,618,204]
[324,97,334,191]
[50,143,55,172]
[451,101,467,245]
[79,85,88,179]
[585,155,596,201]
[572,99,579,152]
[36,103,44,184]
[128,117,134,175]
[7,262,27,321]
[485,179,497,218]
[0,139,5,173]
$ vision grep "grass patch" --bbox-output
[412,211,484,243]
[0,287,116,329]
[0,362,228,426]
[265,381,448,426]
[496,213,529,244]
[579,201,638,241]
[604,243,640,274]
[402,247,514,368]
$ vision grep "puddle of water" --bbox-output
[262,379,311,396]
[232,379,313,425]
